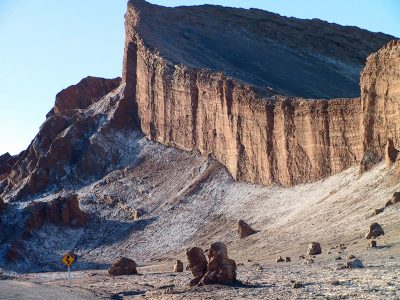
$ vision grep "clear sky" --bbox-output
[0,1,399,155]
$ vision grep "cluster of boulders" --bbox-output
[372,191,400,216]
[186,242,237,286]
[106,242,237,287]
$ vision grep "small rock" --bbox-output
[370,240,377,248]
[365,223,384,239]
[257,266,263,271]
[293,282,304,289]
[327,251,332,254]
[392,192,400,204]
[304,259,314,265]
[307,242,322,255]
[389,256,395,260]
[237,220,257,239]
[276,256,285,263]
[298,255,305,260]
[335,263,346,270]
[347,255,356,260]
[174,260,183,272]
[346,259,364,269]
[285,257,291,262]
[331,280,340,285]
[335,256,342,260]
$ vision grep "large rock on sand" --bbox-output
[200,242,237,286]
[108,257,137,276]
[307,242,322,255]
[237,220,257,239]
[186,247,208,286]
[365,223,384,239]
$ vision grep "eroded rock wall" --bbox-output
[361,40,400,167]
[124,7,363,186]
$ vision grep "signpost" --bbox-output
[61,253,75,286]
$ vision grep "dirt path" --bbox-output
[0,280,98,300]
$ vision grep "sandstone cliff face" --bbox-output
[123,1,373,186]
[360,40,400,169]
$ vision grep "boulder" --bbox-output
[346,259,364,269]
[131,208,144,220]
[304,259,314,265]
[200,242,237,286]
[285,257,291,262]
[365,223,384,239]
[307,242,322,255]
[237,220,257,239]
[391,192,400,204]
[186,247,208,286]
[108,257,137,276]
[276,256,284,262]
[174,260,183,272]
[370,240,377,248]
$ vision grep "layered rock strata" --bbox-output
[122,1,365,186]
[360,40,400,167]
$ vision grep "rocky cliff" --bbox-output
[123,0,396,186]
[360,40,400,170]
[0,1,398,201]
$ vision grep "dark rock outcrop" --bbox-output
[237,220,257,239]
[365,223,384,239]
[22,194,87,239]
[108,257,137,276]
[0,153,17,181]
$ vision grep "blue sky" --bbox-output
[0,0,399,155]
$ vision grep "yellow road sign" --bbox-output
[62,253,75,267]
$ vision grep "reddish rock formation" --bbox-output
[123,1,396,187]
[360,40,400,170]
[0,1,398,204]
[237,220,257,239]
[200,242,237,286]
[48,76,121,116]
[22,194,87,239]
[185,247,208,286]
[108,257,137,276]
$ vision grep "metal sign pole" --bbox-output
[68,266,71,286]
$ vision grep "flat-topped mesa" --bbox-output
[123,0,396,186]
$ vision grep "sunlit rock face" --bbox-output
[123,0,396,186]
